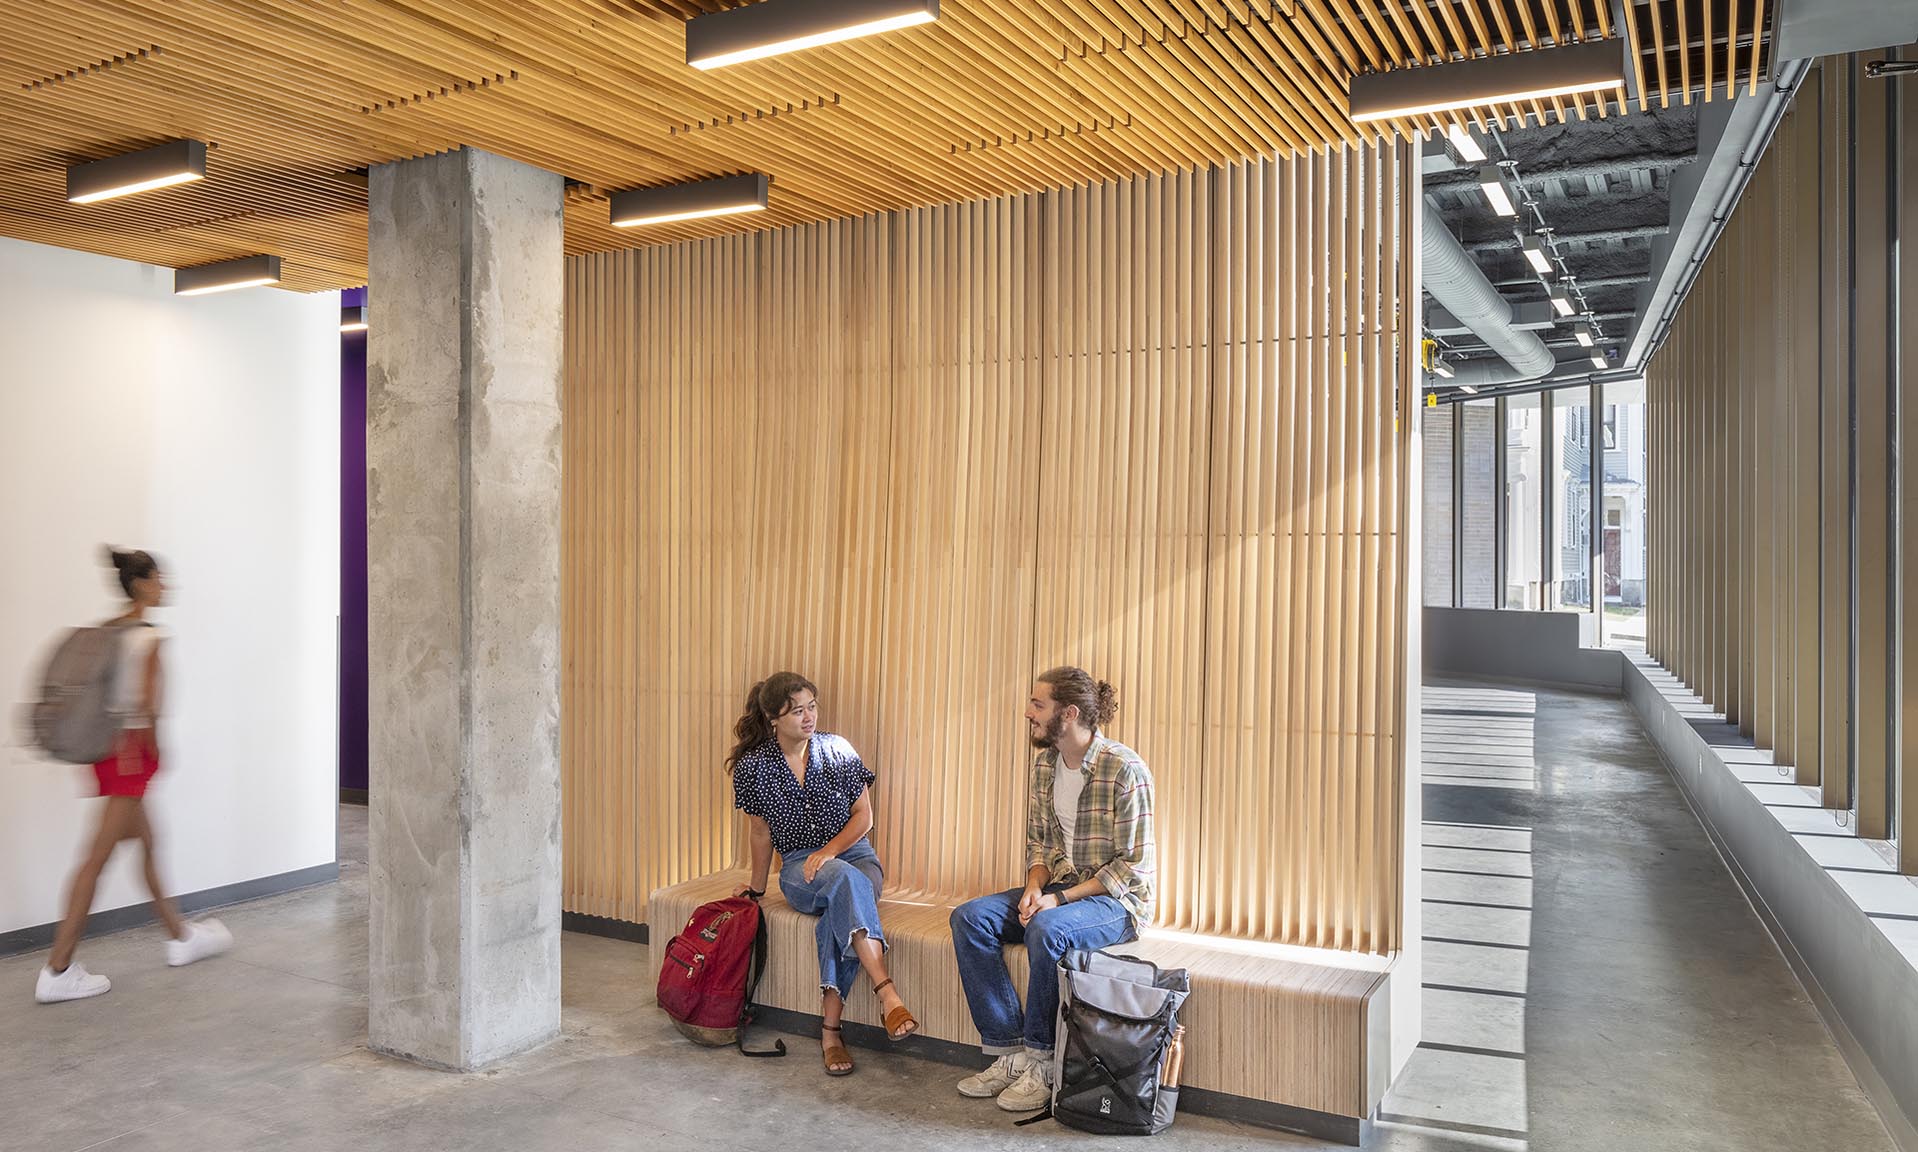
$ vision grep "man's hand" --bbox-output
[1018,887,1061,926]
[732,883,765,899]
[803,850,836,883]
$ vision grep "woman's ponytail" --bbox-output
[725,672,818,772]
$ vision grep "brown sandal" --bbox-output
[873,978,918,1041]
[820,1024,855,1076]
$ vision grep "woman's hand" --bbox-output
[803,849,837,883]
[732,883,764,900]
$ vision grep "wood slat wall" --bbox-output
[564,144,1417,953]
[1646,49,1916,859]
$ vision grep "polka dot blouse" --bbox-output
[732,734,876,856]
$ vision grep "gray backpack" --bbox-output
[1039,949,1191,1135]
[30,620,143,764]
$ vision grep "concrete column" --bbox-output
[365,148,563,1070]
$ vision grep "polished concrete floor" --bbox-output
[1,682,1895,1151]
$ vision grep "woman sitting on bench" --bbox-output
[727,672,918,1076]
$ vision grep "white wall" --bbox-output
[0,237,339,937]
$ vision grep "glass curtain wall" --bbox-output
[1418,382,1651,635]
[1505,393,1544,609]
[1551,386,1594,611]
[1423,406,1455,606]
[1603,379,1649,646]
[1460,399,1499,607]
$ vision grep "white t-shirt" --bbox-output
[111,624,165,727]
[1054,756,1087,843]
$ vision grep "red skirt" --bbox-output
[92,733,160,798]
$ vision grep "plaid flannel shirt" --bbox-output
[1026,733,1157,926]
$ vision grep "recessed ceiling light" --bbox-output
[610,173,770,228]
[1349,39,1624,123]
[1446,123,1486,162]
[1521,234,1553,275]
[174,254,282,296]
[1478,164,1518,218]
[686,0,939,71]
[68,139,206,205]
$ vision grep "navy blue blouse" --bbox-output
[732,734,876,856]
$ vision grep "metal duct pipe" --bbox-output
[1440,356,1555,388]
[1422,201,1557,388]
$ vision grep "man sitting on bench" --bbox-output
[949,665,1158,1112]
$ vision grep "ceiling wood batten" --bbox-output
[0,1,1769,292]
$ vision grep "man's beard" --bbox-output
[1028,713,1066,750]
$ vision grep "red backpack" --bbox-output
[657,896,786,1057]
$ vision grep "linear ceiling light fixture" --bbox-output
[1348,38,1624,122]
[340,305,367,333]
[174,254,281,296]
[1446,123,1486,162]
[1478,164,1519,218]
[1431,358,1454,378]
[609,173,770,228]
[67,139,206,204]
[1548,286,1575,317]
[686,0,938,71]
[1521,234,1553,275]
[1572,320,1595,347]
[1590,352,1608,369]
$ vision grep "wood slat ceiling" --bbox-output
[0,1,1768,292]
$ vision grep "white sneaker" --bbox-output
[957,1052,1025,1098]
[166,919,233,967]
[36,962,110,1004]
[995,1059,1055,1112]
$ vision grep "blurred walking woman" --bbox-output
[36,549,231,1004]
[727,672,917,1075]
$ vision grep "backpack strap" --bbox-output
[735,906,786,1058]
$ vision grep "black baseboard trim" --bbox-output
[749,1004,1365,1146]
[338,788,368,806]
[0,861,341,958]
[563,912,648,944]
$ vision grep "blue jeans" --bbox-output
[777,837,887,1000]
[950,885,1136,1054]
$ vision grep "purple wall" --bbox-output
[339,286,369,794]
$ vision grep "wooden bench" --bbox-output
[652,871,1397,1143]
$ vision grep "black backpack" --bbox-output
[1021,949,1191,1135]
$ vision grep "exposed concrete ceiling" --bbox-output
[1420,0,1918,404]
[1422,104,1697,387]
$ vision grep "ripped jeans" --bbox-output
[777,837,887,1000]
